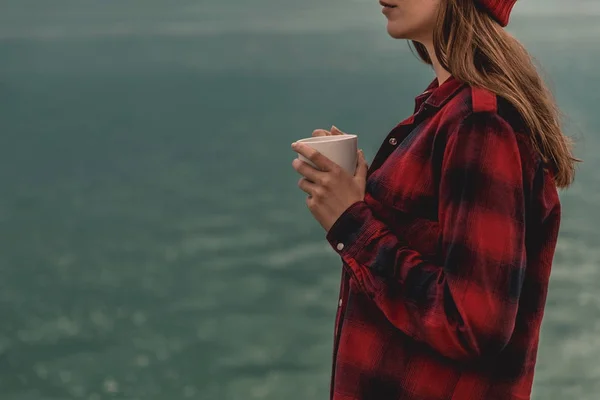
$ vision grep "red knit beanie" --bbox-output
[476,0,517,27]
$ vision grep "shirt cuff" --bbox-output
[326,200,380,259]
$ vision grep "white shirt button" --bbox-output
[389,137,398,145]
[338,298,343,307]
[336,242,345,251]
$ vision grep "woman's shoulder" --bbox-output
[443,84,530,145]
[453,85,542,178]
[443,83,525,129]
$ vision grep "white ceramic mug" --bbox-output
[295,134,358,175]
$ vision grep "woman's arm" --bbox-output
[326,111,527,362]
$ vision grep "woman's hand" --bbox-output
[312,125,346,137]
[291,132,368,233]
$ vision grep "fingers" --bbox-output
[311,125,346,137]
[292,158,325,183]
[291,143,335,172]
[298,177,319,197]
[312,129,330,137]
[330,125,345,135]
[355,149,369,178]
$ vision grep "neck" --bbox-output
[423,41,452,85]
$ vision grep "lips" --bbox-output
[379,0,397,7]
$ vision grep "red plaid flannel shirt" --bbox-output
[325,76,561,400]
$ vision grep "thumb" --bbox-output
[331,125,345,135]
[355,149,369,178]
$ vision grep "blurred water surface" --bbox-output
[0,1,599,399]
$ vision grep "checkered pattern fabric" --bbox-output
[325,75,561,399]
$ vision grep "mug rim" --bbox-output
[296,134,357,144]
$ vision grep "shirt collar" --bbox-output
[414,75,465,112]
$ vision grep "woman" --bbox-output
[291,0,577,399]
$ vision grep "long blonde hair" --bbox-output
[411,0,578,188]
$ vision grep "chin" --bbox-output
[386,21,426,41]
[386,23,411,40]
[386,28,408,39]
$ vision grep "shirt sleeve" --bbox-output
[326,111,527,361]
